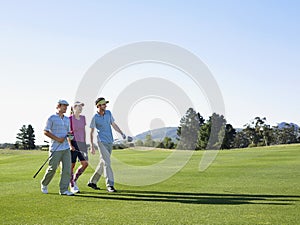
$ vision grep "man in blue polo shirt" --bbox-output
[87,97,127,192]
[40,99,74,196]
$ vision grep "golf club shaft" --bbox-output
[33,141,62,178]
[32,153,53,178]
[33,135,80,178]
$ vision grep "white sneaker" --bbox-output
[71,182,80,193]
[41,184,48,194]
[60,190,75,196]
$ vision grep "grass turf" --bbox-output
[0,144,299,224]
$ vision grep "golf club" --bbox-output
[33,141,61,178]
[33,132,73,178]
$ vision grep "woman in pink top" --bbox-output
[69,101,88,193]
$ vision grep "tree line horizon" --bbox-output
[135,107,299,150]
[1,107,298,150]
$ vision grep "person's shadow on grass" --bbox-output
[74,189,299,205]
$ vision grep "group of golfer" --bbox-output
[40,97,127,196]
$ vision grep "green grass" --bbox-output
[1,144,300,224]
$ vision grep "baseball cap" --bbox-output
[95,97,109,106]
[58,99,69,105]
[73,101,84,107]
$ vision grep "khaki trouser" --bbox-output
[90,142,114,187]
[41,149,71,193]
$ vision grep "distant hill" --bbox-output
[235,128,243,132]
[277,122,299,130]
[134,127,178,141]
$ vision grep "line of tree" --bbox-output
[134,108,233,150]
[177,108,300,150]
[15,124,36,150]
[135,135,176,149]
[177,108,231,150]
[134,108,299,150]
[0,143,15,149]
[234,117,299,148]
[14,109,298,151]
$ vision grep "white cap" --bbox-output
[73,101,84,107]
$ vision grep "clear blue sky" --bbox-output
[0,0,299,144]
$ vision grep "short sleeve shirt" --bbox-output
[44,114,70,151]
[90,110,115,144]
[70,115,86,142]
